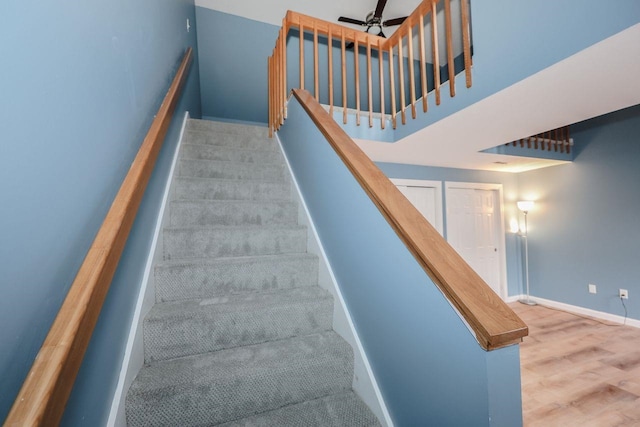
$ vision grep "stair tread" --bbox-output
[130,331,351,392]
[147,286,331,319]
[164,224,306,232]
[143,287,334,361]
[174,176,290,185]
[127,332,353,426]
[218,391,381,427]
[155,252,317,269]
[181,142,283,157]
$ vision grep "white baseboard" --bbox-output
[507,294,640,328]
[275,134,393,427]
[106,111,190,427]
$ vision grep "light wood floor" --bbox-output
[510,303,640,427]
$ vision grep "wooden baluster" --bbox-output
[460,0,472,88]
[430,1,441,105]
[566,126,571,154]
[444,0,456,97]
[367,36,373,127]
[554,128,559,152]
[389,44,397,129]
[274,47,279,130]
[342,29,347,124]
[398,37,406,125]
[547,132,552,151]
[314,22,319,101]
[378,39,385,129]
[282,18,288,120]
[526,137,531,149]
[520,139,524,148]
[278,40,283,129]
[299,22,305,90]
[534,135,539,150]
[328,27,334,117]
[419,14,428,113]
[512,141,516,147]
[355,38,361,126]
[559,127,565,153]
[275,31,280,127]
[268,55,273,137]
[407,26,417,119]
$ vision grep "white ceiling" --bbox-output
[197,1,640,173]
[196,0,420,32]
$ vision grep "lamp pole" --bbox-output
[519,208,536,306]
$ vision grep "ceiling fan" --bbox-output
[338,0,408,38]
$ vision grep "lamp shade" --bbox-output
[517,200,535,212]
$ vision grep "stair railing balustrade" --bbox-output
[268,0,473,136]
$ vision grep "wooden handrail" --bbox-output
[292,88,528,351]
[268,1,474,134]
[5,48,193,426]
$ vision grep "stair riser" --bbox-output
[180,144,284,164]
[173,178,291,201]
[184,130,275,151]
[177,159,286,181]
[187,120,268,139]
[144,298,333,362]
[154,255,319,302]
[126,333,354,427]
[169,201,297,227]
[163,227,307,260]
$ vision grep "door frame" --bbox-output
[391,178,444,235]
[444,182,508,300]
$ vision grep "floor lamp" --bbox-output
[518,200,537,306]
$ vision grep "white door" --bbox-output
[446,185,504,296]
[392,179,443,235]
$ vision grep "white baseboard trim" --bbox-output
[275,134,393,427]
[106,111,190,427]
[507,294,640,328]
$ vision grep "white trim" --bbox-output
[444,182,509,300]
[524,296,640,329]
[275,134,394,427]
[390,178,444,236]
[106,112,190,427]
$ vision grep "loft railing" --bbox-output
[291,88,528,351]
[268,0,473,135]
[508,125,572,154]
[5,48,193,427]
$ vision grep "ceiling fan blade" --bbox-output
[338,16,367,26]
[383,16,408,27]
[374,0,388,19]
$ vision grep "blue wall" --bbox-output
[0,0,201,423]
[196,7,279,124]
[279,97,523,426]
[518,104,640,319]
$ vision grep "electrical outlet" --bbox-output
[620,289,629,299]
[588,284,597,294]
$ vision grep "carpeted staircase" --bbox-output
[125,119,381,426]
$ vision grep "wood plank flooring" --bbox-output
[511,303,640,426]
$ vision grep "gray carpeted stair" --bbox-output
[126,119,381,426]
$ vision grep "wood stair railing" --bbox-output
[268,0,473,136]
[5,48,193,427]
[291,88,528,351]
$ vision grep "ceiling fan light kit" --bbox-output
[338,0,408,39]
